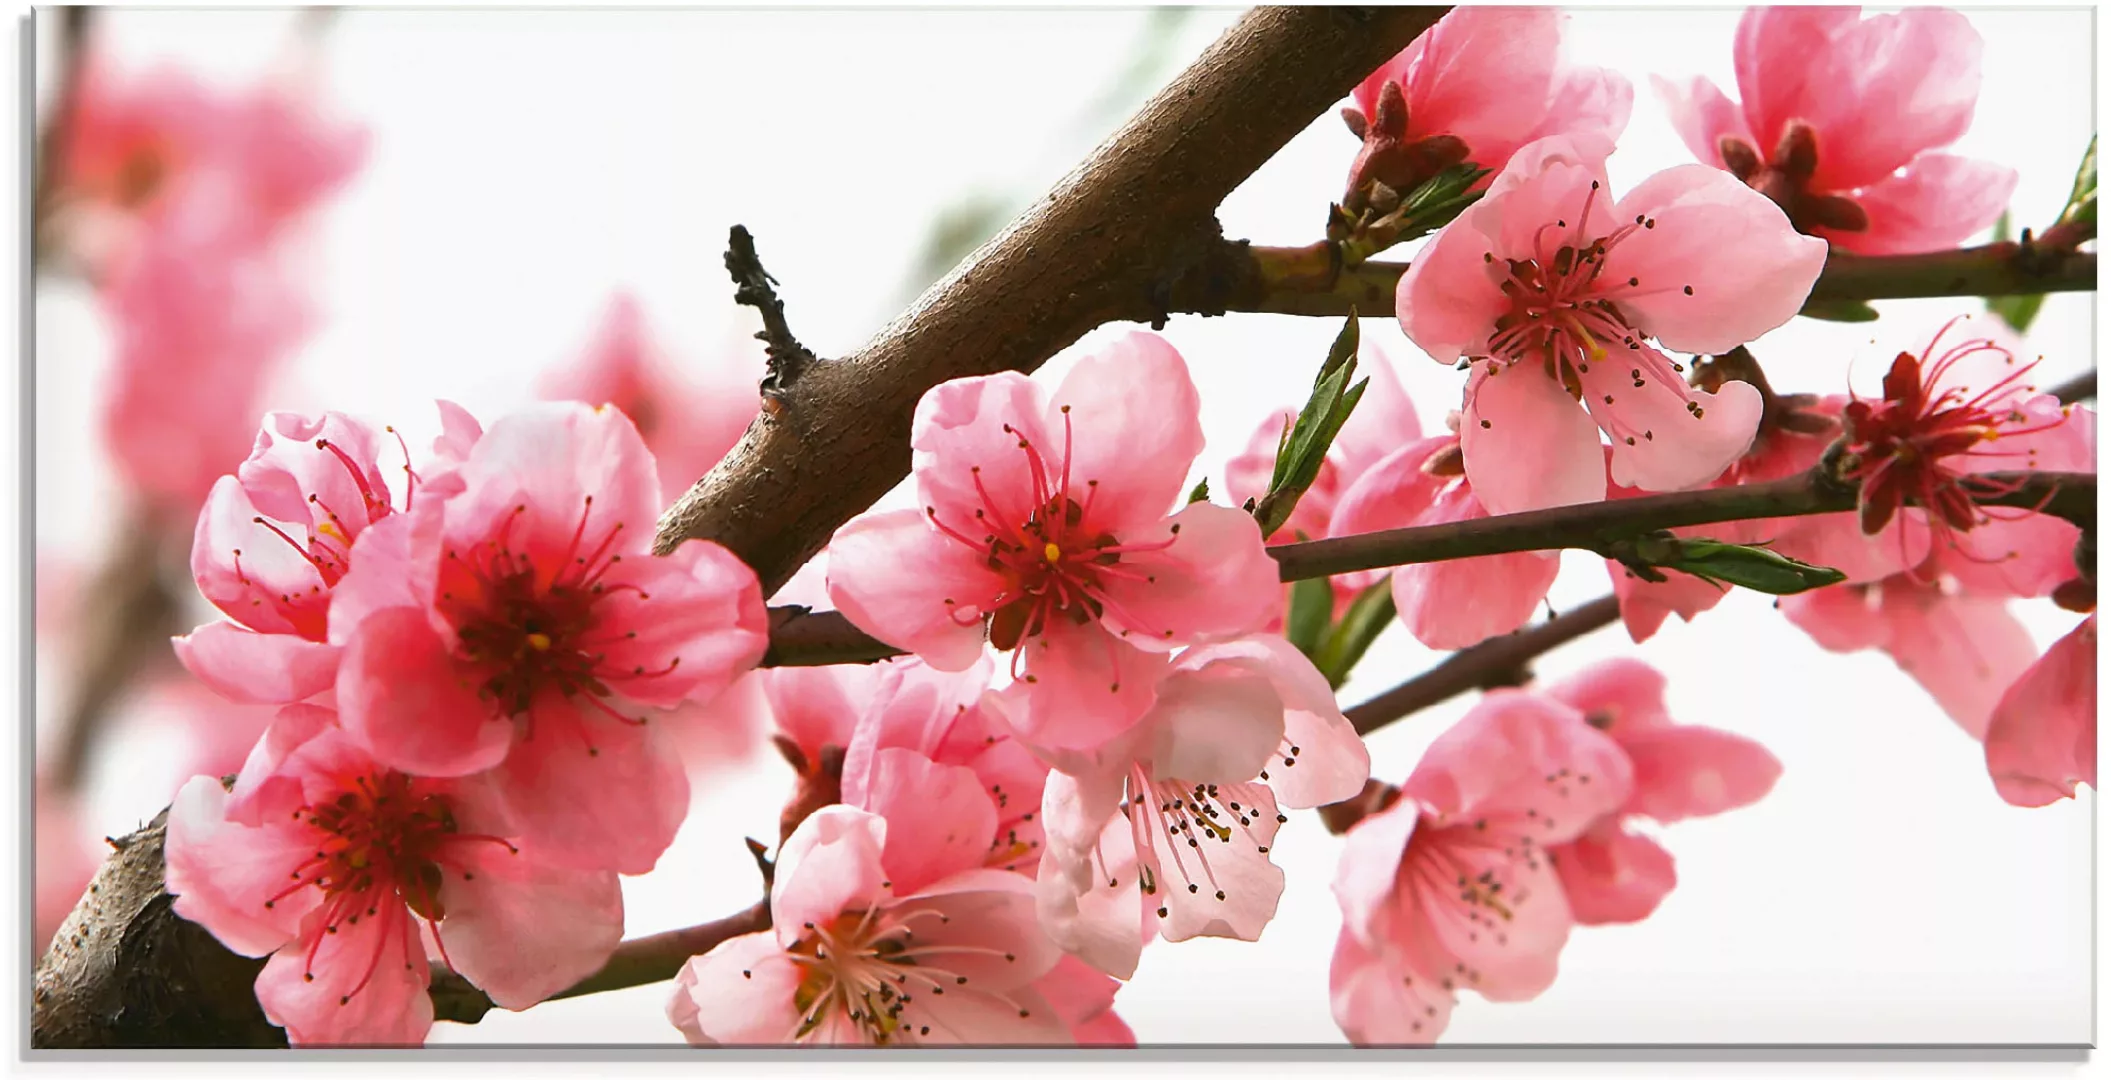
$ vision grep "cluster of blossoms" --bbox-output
[84,0,2091,1051]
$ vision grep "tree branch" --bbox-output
[1162,235,2098,319]
[1270,469,2094,583]
[2051,368,2096,405]
[48,516,184,792]
[1342,595,1622,737]
[427,900,772,1025]
[32,6,92,270]
[652,6,1453,592]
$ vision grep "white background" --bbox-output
[21,2,2098,1054]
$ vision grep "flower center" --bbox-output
[783,905,1029,1044]
[924,406,1181,658]
[1118,759,1291,922]
[1485,180,1666,389]
[1718,122,1870,235]
[439,497,675,737]
[230,436,399,640]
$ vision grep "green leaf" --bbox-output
[1989,291,2048,335]
[1799,297,1881,323]
[1186,477,1210,505]
[1616,534,1846,595]
[1309,579,1396,690]
[1254,314,1367,538]
[2060,134,2096,229]
[1284,576,1334,657]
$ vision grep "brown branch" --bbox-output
[48,517,185,792]
[2051,368,2096,405]
[1270,469,2094,583]
[1163,235,2098,319]
[32,6,92,270]
[427,900,772,1025]
[652,7,1453,591]
[1342,595,1622,737]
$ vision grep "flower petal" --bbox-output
[586,539,768,709]
[1094,502,1279,650]
[432,840,623,1012]
[770,806,888,948]
[1650,74,1749,170]
[337,605,515,778]
[174,621,340,705]
[1618,725,1783,823]
[1048,332,1206,536]
[912,371,1052,535]
[1010,621,1167,752]
[1984,616,2097,807]
[1549,822,1678,926]
[1536,657,1673,735]
[1329,930,1454,1046]
[666,934,802,1045]
[254,907,432,1046]
[826,509,1004,672]
[1460,360,1607,516]
[856,747,999,895]
[164,777,319,957]
[1392,487,1560,649]
[1798,9,1987,192]
[1820,154,2017,256]
[485,695,690,875]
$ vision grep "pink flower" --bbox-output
[838,656,1051,876]
[1397,134,1826,516]
[1983,616,2096,807]
[58,55,366,270]
[1537,660,1781,924]
[1329,433,1561,650]
[1032,954,1136,1046]
[98,181,314,512]
[1012,635,1368,980]
[826,332,1281,752]
[164,705,623,1046]
[537,292,764,504]
[1779,574,2039,739]
[1838,317,2089,555]
[666,805,1069,1045]
[174,410,403,704]
[1329,689,1631,1045]
[329,402,769,874]
[1343,7,1631,208]
[1654,7,2015,254]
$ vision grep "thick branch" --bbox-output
[1271,469,2094,583]
[1166,236,2098,319]
[652,7,1452,591]
[428,901,771,1025]
[1342,595,1622,737]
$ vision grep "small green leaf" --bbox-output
[2060,134,2096,229]
[1990,291,2048,335]
[1310,579,1396,689]
[1254,314,1367,538]
[1186,477,1211,505]
[1284,576,1334,657]
[1615,534,1846,595]
[1800,297,1881,323]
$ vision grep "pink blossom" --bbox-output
[1779,574,2038,739]
[1398,134,1825,516]
[538,292,764,504]
[1343,7,1631,207]
[1013,635,1368,980]
[98,181,314,512]
[58,54,366,271]
[1032,954,1136,1045]
[329,402,769,874]
[164,705,623,1046]
[1537,660,1781,924]
[666,805,1069,1045]
[174,410,403,704]
[1983,616,2096,807]
[1654,7,2015,254]
[826,333,1280,751]
[1329,433,1560,650]
[1329,689,1631,1044]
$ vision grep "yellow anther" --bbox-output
[526,632,553,652]
[317,521,349,545]
[1043,542,1063,564]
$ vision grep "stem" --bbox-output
[1342,595,1621,737]
[48,514,184,792]
[32,6,92,270]
[427,901,773,1024]
[1165,236,2097,319]
[2050,368,2096,405]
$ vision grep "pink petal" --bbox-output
[1885,587,2042,740]
[1549,822,1678,926]
[855,747,1000,895]
[1404,690,1633,841]
[1943,512,2085,601]
[1765,509,1931,587]
[431,398,484,467]
[1145,663,1286,786]
[1047,332,1207,536]
[826,508,1004,672]
[897,870,1065,991]
[1095,502,1278,651]
[1143,778,1285,944]
[768,663,883,776]
[666,933,802,1044]
[911,371,1053,537]
[432,840,624,1011]
[1394,205,1510,365]
[1394,7,1565,169]
[485,695,690,875]
[1820,154,2017,256]
[1460,359,1607,516]
[323,511,435,647]
[583,540,768,709]
[1602,166,1827,354]
[1618,725,1783,823]
[1392,486,1560,649]
[1480,134,1620,255]
[1523,65,1634,151]
[164,777,319,957]
[770,806,889,948]
[1731,6,1867,155]
[337,605,515,778]
[1984,616,2097,807]
[1329,930,1454,1046]
[1174,635,1370,809]
[1650,74,1749,169]
[1334,341,1427,483]
[441,402,662,574]
[1032,954,1128,1044]
[1331,797,1419,945]
[223,701,340,826]
[1327,438,1450,594]
[1798,9,1987,192]
[1578,352,1763,493]
[1033,772,1150,980]
[1608,559,1729,643]
[1396,827,1575,1002]
[1010,621,1168,752]
[254,907,432,1046]
[190,473,321,638]
[1777,581,1892,653]
[173,621,339,705]
[1538,662,1666,743]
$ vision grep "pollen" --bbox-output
[1043,542,1063,564]
[525,632,553,652]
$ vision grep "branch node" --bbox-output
[726,224,819,414]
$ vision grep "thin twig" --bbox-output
[1342,595,1622,737]
[726,225,818,405]
[48,518,183,791]
[32,6,93,269]
[2051,368,2097,405]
